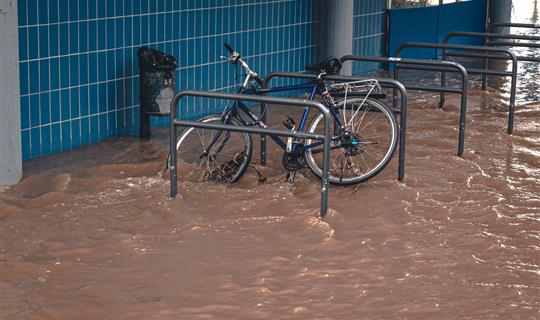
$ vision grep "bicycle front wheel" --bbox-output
[170,114,253,183]
[305,97,398,185]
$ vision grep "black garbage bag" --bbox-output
[138,47,177,114]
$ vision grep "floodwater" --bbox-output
[2,22,540,320]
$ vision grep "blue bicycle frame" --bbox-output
[227,81,343,154]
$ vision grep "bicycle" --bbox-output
[170,42,399,186]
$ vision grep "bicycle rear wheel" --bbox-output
[305,97,398,185]
[170,114,253,183]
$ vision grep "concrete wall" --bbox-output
[0,0,22,186]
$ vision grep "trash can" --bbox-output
[138,46,177,115]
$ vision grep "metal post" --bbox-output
[170,100,177,198]
[440,49,447,109]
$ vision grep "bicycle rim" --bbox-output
[173,115,252,183]
[305,97,398,185]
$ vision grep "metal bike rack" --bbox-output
[443,31,540,91]
[260,72,409,182]
[396,42,519,134]
[488,22,540,32]
[339,55,468,156]
[169,90,332,217]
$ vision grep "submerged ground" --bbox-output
[2,68,539,318]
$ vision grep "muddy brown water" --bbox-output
[2,34,540,320]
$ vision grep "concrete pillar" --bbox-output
[0,0,22,186]
[315,0,354,75]
[489,0,512,33]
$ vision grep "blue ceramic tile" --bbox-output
[39,0,49,24]
[70,87,80,118]
[115,49,123,76]
[51,91,61,122]
[20,96,30,129]
[125,0,132,15]
[98,0,106,18]
[89,84,98,114]
[79,22,88,52]
[18,28,28,61]
[79,0,87,20]
[69,22,79,53]
[157,14,165,42]
[27,27,38,60]
[27,0,38,25]
[39,60,49,91]
[22,130,31,160]
[106,50,116,79]
[116,80,124,109]
[80,85,89,116]
[71,119,81,147]
[30,127,41,158]
[149,14,157,43]
[115,18,124,48]
[41,125,51,155]
[61,89,70,120]
[49,58,60,90]
[90,115,99,143]
[51,123,62,153]
[40,93,50,125]
[49,24,59,57]
[19,62,29,95]
[115,0,123,16]
[59,23,69,55]
[98,51,107,82]
[59,0,69,22]
[88,21,97,51]
[69,55,79,86]
[107,111,116,136]
[124,17,132,47]
[99,113,107,139]
[96,21,105,50]
[18,1,27,26]
[98,82,107,113]
[106,19,115,48]
[60,56,70,88]
[29,61,40,94]
[88,0,97,19]
[106,0,114,17]
[88,53,97,83]
[106,81,116,110]
[81,117,90,145]
[116,109,125,135]
[79,54,88,85]
[69,0,79,21]
[61,121,71,150]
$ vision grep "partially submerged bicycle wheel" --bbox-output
[171,115,253,183]
[305,80,399,185]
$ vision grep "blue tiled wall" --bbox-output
[351,0,387,75]
[18,0,319,160]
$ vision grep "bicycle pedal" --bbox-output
[282,117,296,130]
[286,171,296,183]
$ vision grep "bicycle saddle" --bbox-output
[305,57,342,75]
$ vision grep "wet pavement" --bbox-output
[2,11,540,320]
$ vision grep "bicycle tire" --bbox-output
[169,114,253,183]
[305,97,398,185]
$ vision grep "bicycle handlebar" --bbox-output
[223,42,262,87]
[224,42,235,54]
